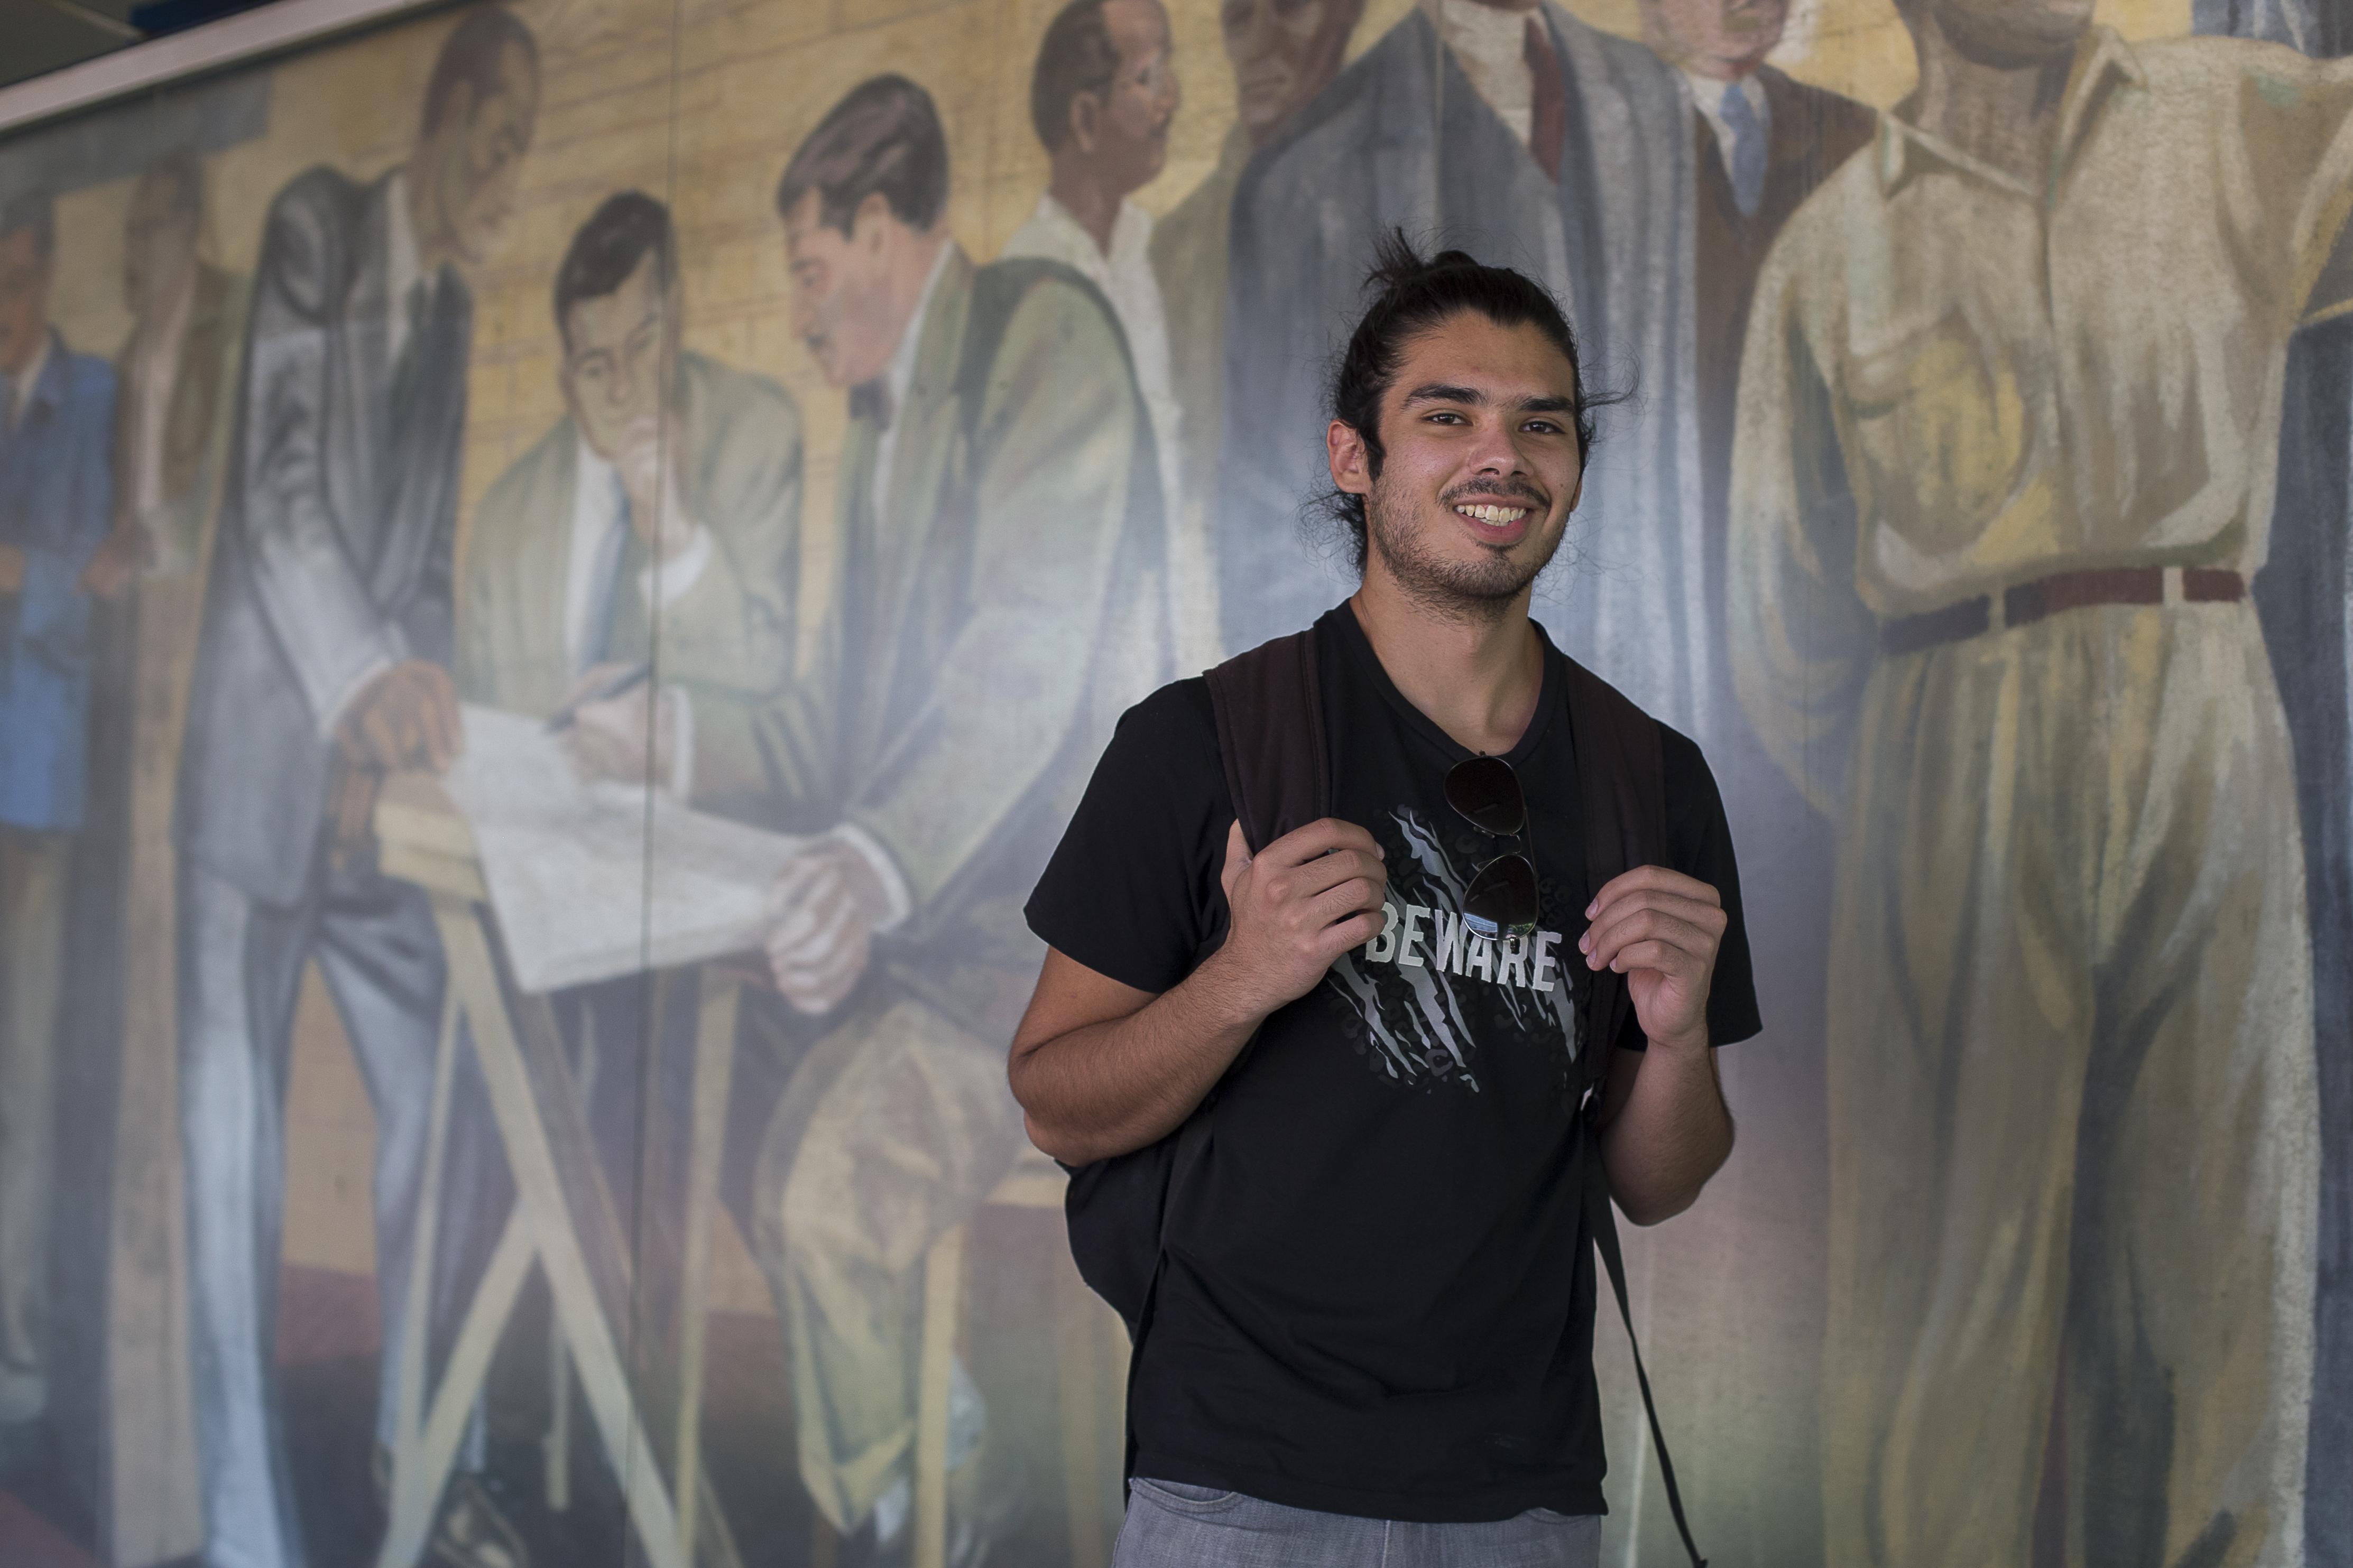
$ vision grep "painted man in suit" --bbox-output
[1150,0,1362,665]
[81,151,249,1119]
[1638,0,1871,627]
[0,189,116,1469]
[171,11,539,1567]
[457,190,802,1336]
[458,189,800,727]
[1587,6,1871,1557]
[53,153,250,1506]
[1731,0,2353,1557]
[561,73,1165,1558]
[1219,0,1711,737]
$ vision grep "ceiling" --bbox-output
[2,0,144,91]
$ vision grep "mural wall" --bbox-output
[0,0,2346,1563]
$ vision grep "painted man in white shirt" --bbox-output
[1003,0,1216,667]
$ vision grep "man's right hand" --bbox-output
[336,660,463,774]
[0,544,23,594]
[1205,817,1388,1016]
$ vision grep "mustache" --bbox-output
[1441,479,1548,509]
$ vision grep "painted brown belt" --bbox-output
[1878,568,2247,656]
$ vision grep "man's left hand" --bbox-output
[615,415,697,563]
[1580,865,1725,1052]
[763,837,894,1015]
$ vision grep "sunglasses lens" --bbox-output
[1462,853,1538,940]
[1446,755,1526,837]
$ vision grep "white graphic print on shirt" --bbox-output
[1322,806,1582,1093]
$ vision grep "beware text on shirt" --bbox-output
[1360,900,1567,991]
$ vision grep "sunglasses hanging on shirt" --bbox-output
[1445,753,1539,940]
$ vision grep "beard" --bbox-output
[1363,471,1565,621]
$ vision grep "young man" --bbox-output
[1217,0,1710,750]
[1014,240,1759,1562]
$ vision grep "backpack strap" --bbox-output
[1204,628,1327,856]
[1563,658,1706,1568]
[1118,628,1332,1483]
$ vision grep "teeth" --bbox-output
[1455,504,1528,525]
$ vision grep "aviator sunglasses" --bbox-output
[1445,754,1538,940]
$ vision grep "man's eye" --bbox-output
[1524,420,1562,434]
[1427,411,1466,424]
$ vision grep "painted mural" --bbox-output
[0,0,2346,1563]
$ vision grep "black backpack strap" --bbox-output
[1563,660,1706,1568]
[1203,628,1327,855]
[1120,627,1331,1483]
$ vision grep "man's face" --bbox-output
[1641,0,1786,80]
[122,172,199,323]
[0,229,50,376]
[1073,0,1180,197]
[423,43,540,270]
[1336,311,1585,610]
[562,251,678,462]
[783,191,909,389]
[1221,0,1356,142]
[1922,0,2092,62]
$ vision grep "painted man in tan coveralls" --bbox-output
[1730,0,2353,1560]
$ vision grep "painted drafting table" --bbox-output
[370,770,745,1568]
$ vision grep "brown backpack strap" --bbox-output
[1561,657,1705,1568]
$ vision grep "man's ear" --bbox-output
[1069,91,1102,156]
[1328,419,1372,496]
[432,81,477,156]
[851,191,894,256]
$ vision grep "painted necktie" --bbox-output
[580,470,632,674]
[1720,79,1767,219]
[1524,16,1566,183]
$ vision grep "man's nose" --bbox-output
[1466,422,1529,477]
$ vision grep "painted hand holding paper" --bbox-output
[438,704,805,992]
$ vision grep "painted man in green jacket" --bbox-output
[577,72,1168,1561]
[457,190,801,734]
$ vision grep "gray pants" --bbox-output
[0,824,69,1424]
[1114,1479,1605,1567]
[178,853,499,1568]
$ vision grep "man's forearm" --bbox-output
[1014,956,1267,1166]
[1601,1037,1734,1226]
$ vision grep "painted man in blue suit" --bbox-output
[0,188,115,1459]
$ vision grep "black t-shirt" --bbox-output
[1025,604,1761,1523]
